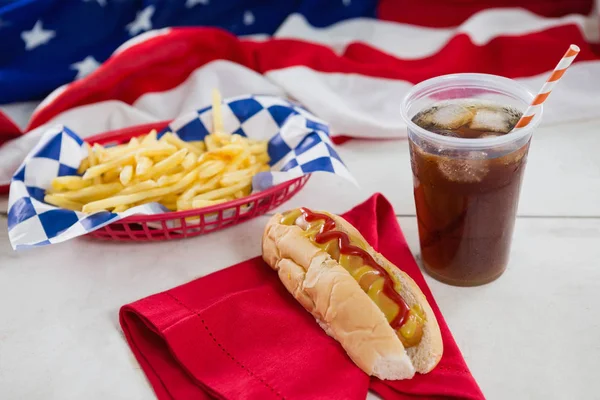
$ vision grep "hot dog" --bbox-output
[262,207,443,380]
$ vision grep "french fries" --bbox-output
[45,91,270,214]
[119,165,133,185]
[43,194,84,212]
[212,88,225,136]
[51,176,91,191]
[192,178,252,201]
[161,132,203,156]
[135,156,153,176]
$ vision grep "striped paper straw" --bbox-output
[512,44,580,130]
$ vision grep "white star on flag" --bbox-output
[243,11,255,26]
[71,56,101,79]
[185,0,209,8]
[83,0,107,6]
[21,20,56,50]
[126,6,155,36]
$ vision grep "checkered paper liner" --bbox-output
[8,95,356,250]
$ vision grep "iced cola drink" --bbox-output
[401,74,541,286]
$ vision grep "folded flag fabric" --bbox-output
[0,0,596,104]
[120,193,485,400]
[1,1,599,190]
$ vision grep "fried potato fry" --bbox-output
[220,168,253,186]
[162,194,179,204]
[137,146,178,159]
[212,88,224,135]
[189,141,207,152]
[249,142,268,155]
[102,168,122,183]
[181,153,197,171]
[191,198,228,209]
[83,153,134,180]
[180,174,221,202]
[255,152,270,164]
[119,180,157,195]
[160,132,203,156]
[176,198,193,211]
[230,134,247,144]
[92,143,106,163]
[142,129,157,145]
[44,194,84,211]
[224,150,250,173]
[162,203,178,211]
[211,144,245,158]
[59,182,123,201]
[192,178,251,201]
[87,144,102,185]
[204,134,218,152]
[128,137,140,148]
[48,89,271,214]
[78,158,90,175]
[99,143,176,162]
[81,166,200,213]
[135,156,153,176]
[157,172,184,186]
[138,148,188,180]
[51,176,92,192]
[142,195,165,205]
[119,165,133,185]
[198,160,226,179]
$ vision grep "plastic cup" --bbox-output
[400,73,542,286]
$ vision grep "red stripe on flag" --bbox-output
[29,28,255,130]
[329,27,595,81]
[377,0,595,27]
[0,111,23,148]
[28,25,598,131]
[331,135,354,145]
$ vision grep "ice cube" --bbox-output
[412,108,435,128]
[470,106,521,133]
[500,144,529,165]
[478,133,501,139]
[433,129,462,138]
[429,104,474,129]
[409,142,427,176]
[437,151,489,183]
[412,103,474,130]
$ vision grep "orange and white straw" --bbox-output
[512,44,580,130]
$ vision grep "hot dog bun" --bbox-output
[262,210,443,380]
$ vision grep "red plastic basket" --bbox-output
[82,123,310,241]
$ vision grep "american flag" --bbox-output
[1,0,599,190]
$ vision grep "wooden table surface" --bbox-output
[1,117,599,399]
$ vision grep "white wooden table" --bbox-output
[1,119,599,399]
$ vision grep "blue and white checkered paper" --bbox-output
[8,95,355,250]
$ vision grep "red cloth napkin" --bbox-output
[120,194,485,400]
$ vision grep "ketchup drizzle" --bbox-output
[300,208,410,328]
